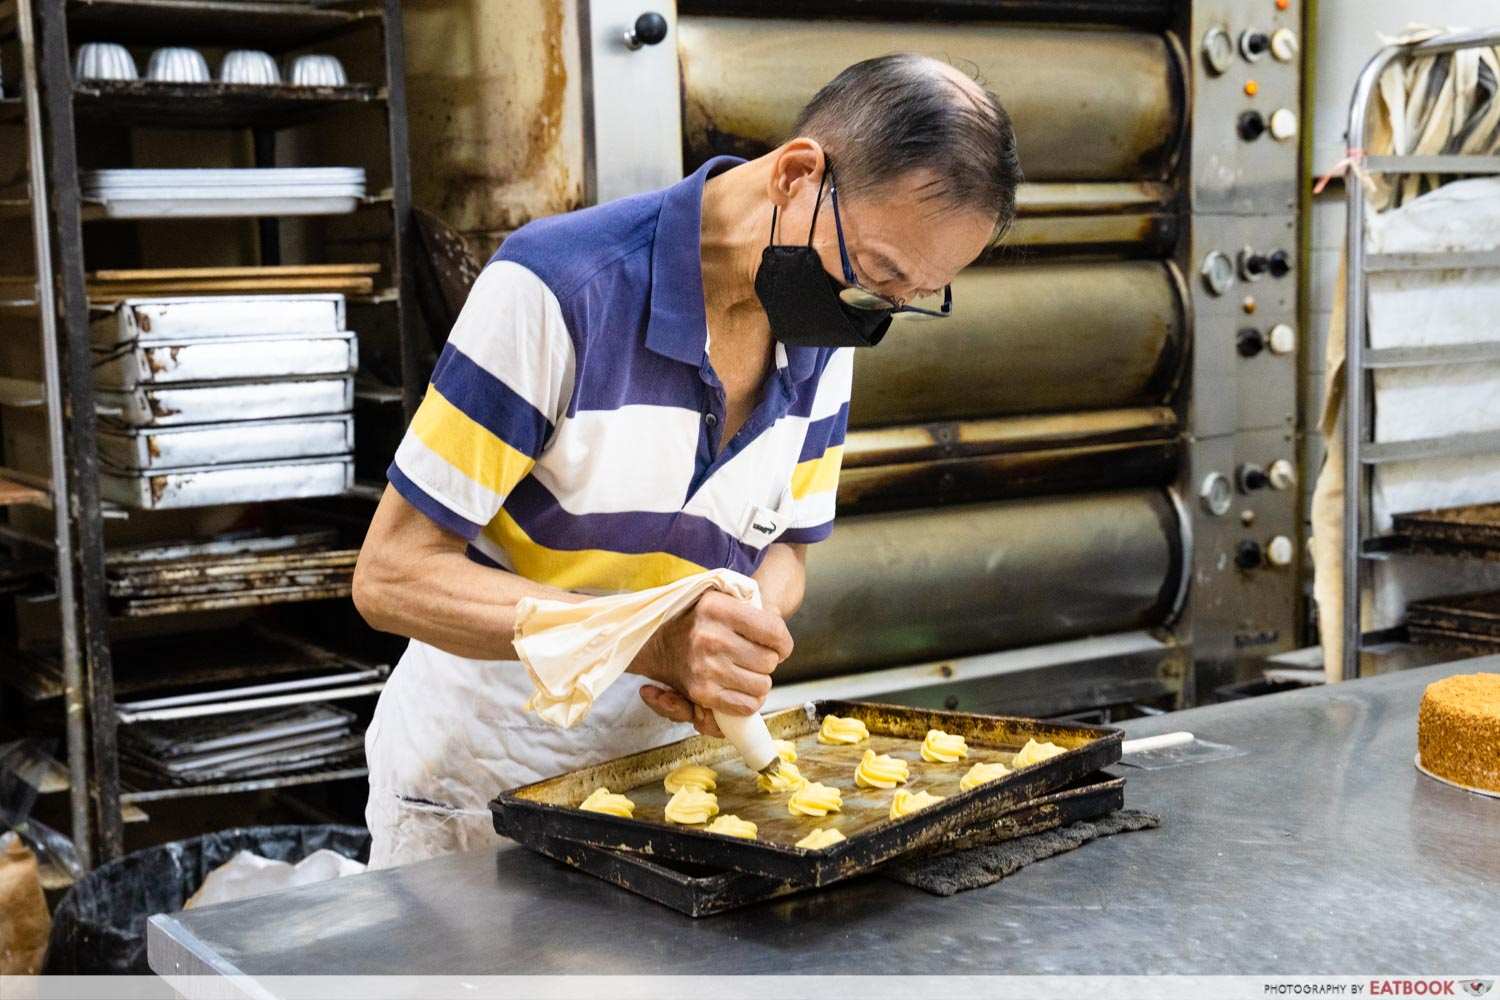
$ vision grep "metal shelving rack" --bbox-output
[1340,27,1500,682]
[4,0,422,865]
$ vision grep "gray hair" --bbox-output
[792,54,1022,240]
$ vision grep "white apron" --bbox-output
[363,639,691,868]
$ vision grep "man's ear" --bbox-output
[767,139,826,207]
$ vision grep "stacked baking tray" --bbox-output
[493,701,1129,916]
[105,529,356,617]
[80,168,365,218]
[93,294,356,509]
[120,704,364,786]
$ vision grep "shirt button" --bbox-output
[704,412,718,427]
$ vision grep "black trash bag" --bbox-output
[44,824,369,974]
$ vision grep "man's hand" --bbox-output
[632,591,794,737]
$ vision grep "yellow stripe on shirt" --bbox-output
[486,510,707,593]
[790,444,844,500]
[411,385,536,499]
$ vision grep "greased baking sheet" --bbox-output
[523,773,1126,917]
[492,699,1122,885]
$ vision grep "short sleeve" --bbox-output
[781,348,852,544]
[387,261,576,540]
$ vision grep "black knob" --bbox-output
[625,11,668,48]
[1244,32,1270,56]
[1235,540,1263,570]
[1237,464,1270,492]
[1244,252,1269,276]
[1237,328,1265,358]
[1238,110,1266,141]
[1268,250,1291,278]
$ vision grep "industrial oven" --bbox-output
[567,0,1304,716]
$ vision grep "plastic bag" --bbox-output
[44,824,369,973]
[185,847,364,909]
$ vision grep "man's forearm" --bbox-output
[357,545,581,660]
[753,542,808,619]
[353,487,583,661]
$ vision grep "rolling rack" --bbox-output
[1340,27,1500,682]
[1,0,424,866]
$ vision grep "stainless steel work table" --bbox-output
[149,660,1497,979]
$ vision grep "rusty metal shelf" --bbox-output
[65,0,377,51]
[7,624,385,703]
[74,80,382,130]
[0,473,47,507]
[119,764,367,804]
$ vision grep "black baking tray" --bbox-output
[492,699,1123,885]
[520,772,1126,916]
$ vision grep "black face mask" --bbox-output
[753,175,893,349]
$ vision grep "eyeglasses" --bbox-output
[824,167,953,321]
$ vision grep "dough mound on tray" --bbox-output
[704,815,758,839]
[959,761,1012,791]
[854,749,910,789]
[578,787,635,818]
[788,781,844,817]
[663,763,718,793]
[920,729,969,763]
[796,827,847,850]
[818,715,870,745]
[664,787,719,825]
[773,739,798,763]
[1013,737,1067,768]
[889,788,945,820]
[1419,672,1500,792]
[757,760,809,793]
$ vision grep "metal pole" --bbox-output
[37,0,125,859]
[1340,44,1404,683]
[14,0,91,870]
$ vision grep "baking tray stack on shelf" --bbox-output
[80,166,366,218]
[92,293,358,509]
[1392,502,1500,653]
[118,703,364,789]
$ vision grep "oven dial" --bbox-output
[1200,472,1233,516]
[1270,28,1299,63]
[1269,107,1298,141]
[1266,535,1295,567]
[1268,459,1296,491]
[1238,328,1265,358]
[1268,323,1297,355]
[1202,27,1234,75]
[1238,109,1267,141]
[1235,540,1263,570]
[1240,30,1271,62]
[1201,251,1235,295]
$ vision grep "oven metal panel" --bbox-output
[850,262,1186,426]
[678,16,1183,182]
[787,489,1184,681]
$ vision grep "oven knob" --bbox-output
[1237,328,1266,357]
[1235,540,1264,570]
[1199,472,1233,516]
[1200,251,1235,296]
[1202,26,1235,75]
[1268,323,1297,354]
[1237,464,1270,492]
[1240,30,1271,62]
[1268,249,1292,277]
[623,11,669,49]
[1266,535,1295,567]
[1240,247,1269,281]
[1238,110,1267,141]
[1270,28,1299,63]
[1269,107,1298,141]
[1268,459,1297,491]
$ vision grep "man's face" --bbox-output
[777,165,996,309]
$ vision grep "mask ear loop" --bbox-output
[805,165,830,247]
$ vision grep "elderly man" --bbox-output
[352,54,1021,867]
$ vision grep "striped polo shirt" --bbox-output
[387,156,852,595]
